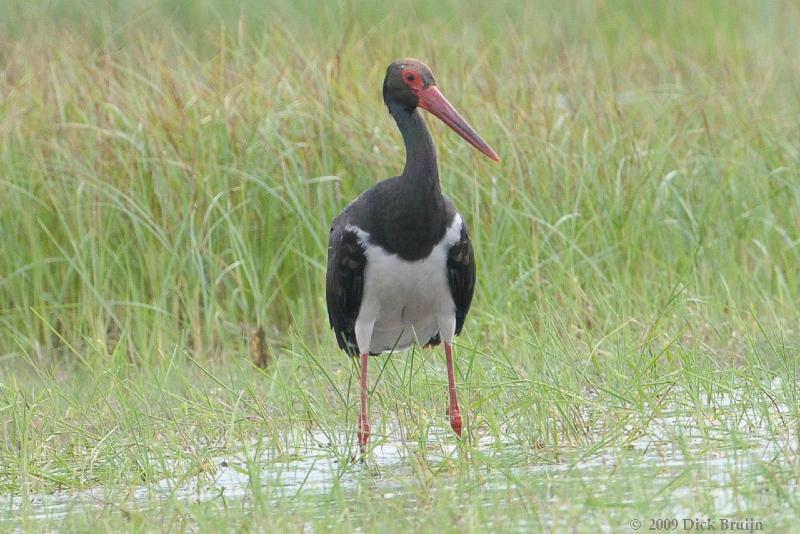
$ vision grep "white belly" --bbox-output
[348,215,462,354]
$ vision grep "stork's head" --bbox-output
[382,58,500,162]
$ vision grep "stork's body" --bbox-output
[326,59,499,452]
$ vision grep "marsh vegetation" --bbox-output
[1,1,799,531]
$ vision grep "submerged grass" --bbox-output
[2,0,800,531]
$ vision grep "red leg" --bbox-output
[444,341,463,437]
[358,352,370,452]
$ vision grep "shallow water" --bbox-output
[2,388,796,530]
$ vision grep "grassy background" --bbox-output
[2,0,800,531]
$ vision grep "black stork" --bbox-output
[326,59,499,451]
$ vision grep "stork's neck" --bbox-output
[389,103,440,192]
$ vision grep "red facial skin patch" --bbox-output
[401,69,425,93]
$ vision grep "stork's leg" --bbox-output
[358,352,370,452]
[354,319,375,453]
[444,341,463,437]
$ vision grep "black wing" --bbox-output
[447,222,476,336]
[425,218,476,348]
[326,225,366,356]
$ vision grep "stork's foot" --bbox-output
[358,414,371,452]
[449,406,463,437]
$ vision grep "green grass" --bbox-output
[2,0,800,532]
